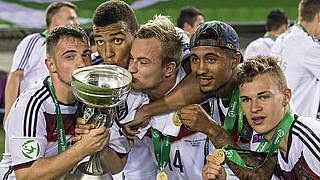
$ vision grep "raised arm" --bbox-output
[3,70,23,128]
[124,72,210,136]
[179,104,276,180]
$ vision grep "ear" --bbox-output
[165,62,177,77]
[45,58,56,73]
[183,22,192,36]
[231,52,241,69]
[282,88,292,106]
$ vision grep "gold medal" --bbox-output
[173,111,182,126]
[156,171,168,180]
[212,149,225,164]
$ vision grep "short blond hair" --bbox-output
[135,15,183,71]
[237,55,287,91]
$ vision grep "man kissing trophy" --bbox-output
[71,64,132,179]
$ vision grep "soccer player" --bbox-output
[177,21,278,180]
[244,9,288,60]
[271,0,320,118]
[4,1,78,127]
[202,55,320,179]
[177,7,204,39]
[0,25,109,180]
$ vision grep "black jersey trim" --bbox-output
[292,127,320,162]
[33,93,51,137]
[295,120,320,144]
[2,165,13,180]
[23,86,50,137]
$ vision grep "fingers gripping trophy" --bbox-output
[71,65,132,180]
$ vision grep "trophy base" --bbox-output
[70,163,114,180]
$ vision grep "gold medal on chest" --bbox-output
[173,111,182,126]
[156,171,168,180]
[212,149,225,164]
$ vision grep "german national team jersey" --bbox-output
[0,77,77,180]
[10,33,49,93]
[274,115,320,179]
[244,37,275,60]
[271,25,320,118]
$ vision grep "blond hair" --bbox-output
[135,15,183,72]
[237,55,287,91]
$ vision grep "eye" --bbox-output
[207,57,216,63]
[82,53,91,59]
[65,54,74,60]
[96,40,104,45]
[190,56,199,63]
[259,95,269,101]
[241,98,250,103]
[114,38,122,45]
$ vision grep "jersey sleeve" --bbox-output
[302,119,320,177]
[10,34,42,72]
[302,41,320,80]
[119,91,149,124]
[6,94,47,170]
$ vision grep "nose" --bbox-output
[104,42,116,65]
[251,99,262,113]
[77,56,86,68]
[128,59,137,74]
[73,18,78,26]
[196,60,208,75]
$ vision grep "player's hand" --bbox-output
[76,126,110,156]
[202,155,226,180]
[122,106,150,139]
[178,104,214,133]
[72,117,95,142]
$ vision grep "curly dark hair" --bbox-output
[93,0,138,34]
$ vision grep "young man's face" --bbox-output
[93,21,134,69]
[128,37,166,92]
[54,6,78,26]
[51,37,91,86]
[190,46,234,94]
[239,73,289,135]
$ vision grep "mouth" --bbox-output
[197,76,213,86]
[251,116,266,125]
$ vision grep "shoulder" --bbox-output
[291,116,320,156]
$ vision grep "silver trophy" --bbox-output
[70,65,132,180]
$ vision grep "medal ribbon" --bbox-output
[222,109,294,170]
[295,24,308,33]
[151,128,171,171]
[47,78,68,154]
[204,83,243,163]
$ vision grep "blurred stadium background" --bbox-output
[0,0,300,159]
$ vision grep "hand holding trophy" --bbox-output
[70,65,131,180]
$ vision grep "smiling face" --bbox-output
[128,37,166,92]
[190,46,235,94]
[93,21,134,69]
[48,36,91,86]
[239,73,290,135]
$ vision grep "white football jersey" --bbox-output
[0,77,77,180]
[244,37,275,60]
[10,33,49,93]
[271,25,320,118]
[274,116,320,179]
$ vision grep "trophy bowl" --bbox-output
[70,65,132,179]
[71,64,132,108]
